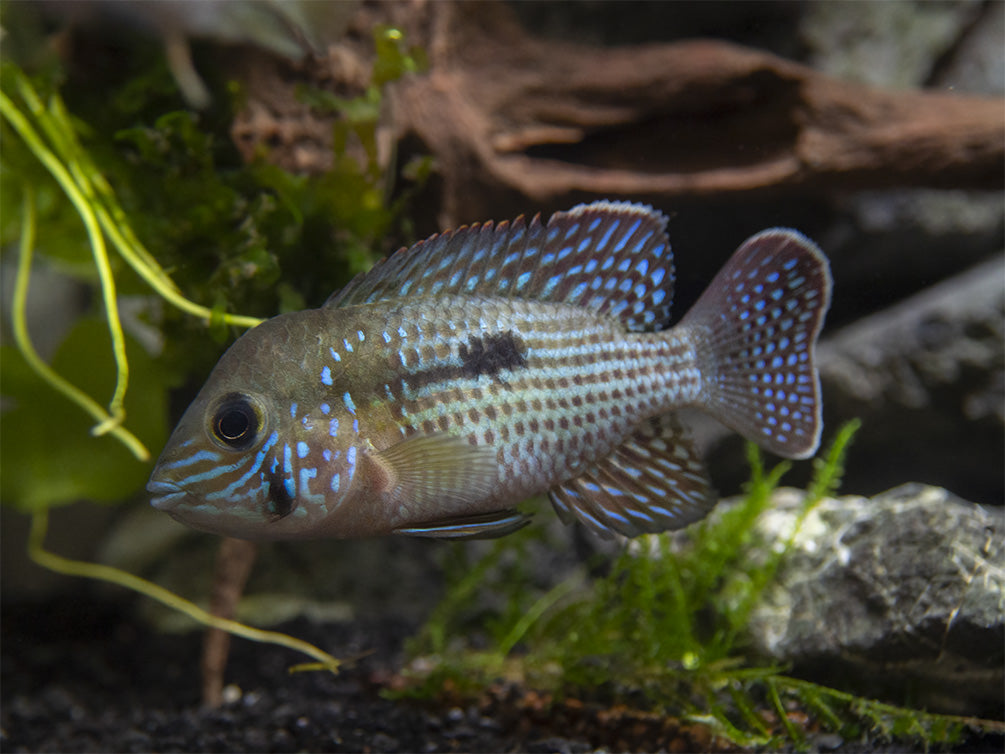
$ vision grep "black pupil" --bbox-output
[215,399,256,446]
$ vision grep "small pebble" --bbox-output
[221,685,242,705]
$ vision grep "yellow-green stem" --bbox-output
[10,189,150,462]
[27,509,341,675]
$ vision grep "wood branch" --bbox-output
[386,2,1002,224]
[201,538,258,708]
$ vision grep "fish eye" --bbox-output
[210,394,260,450]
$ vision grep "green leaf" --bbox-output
[0,318,168,511]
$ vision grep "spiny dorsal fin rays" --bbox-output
[325,201,675,332]
[681,228,831,459]
[548,414,714,539]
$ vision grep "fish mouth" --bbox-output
[147,479,188,511]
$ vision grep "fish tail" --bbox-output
[681,229,832,459]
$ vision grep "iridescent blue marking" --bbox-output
[297,441,309,459]
[330,347,341,362]
[575,507,606,531]
[299,467,316,495]
[597,219,620,250]
[342,339,354,353]
[205,431,279,501]
[283,477,296,500]
[346,446,357,481]
[632,232,654,254]
[290,402,298,419]
[322,449,332,462]
[283,444,292,475]
[321,366,333,386]
[320,403,330,415]
[516,271,532,290]
[650,267,666,286]
[542,274,563,297]
[343,392,356,415]
[651,289,666,306]
[329,418,339,437]
[357,330,365,342]
[162,449,221,471]
[382,331,391,344]
[398,326,407,338]
[613,218,642,252]
[330,473,340,493]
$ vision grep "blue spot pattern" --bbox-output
[323,201,676,332]
[683,228,831,458]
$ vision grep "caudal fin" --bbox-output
[681,229,832,459]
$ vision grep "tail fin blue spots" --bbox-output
[682,228,832,459]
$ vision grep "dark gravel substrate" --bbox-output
[3,592,1002,753]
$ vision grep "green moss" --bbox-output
[394,420,1004,748]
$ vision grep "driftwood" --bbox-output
[391,2,1003,225]
[231,0,1003,228]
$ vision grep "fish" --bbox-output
[147,201,831,540]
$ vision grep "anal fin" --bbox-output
[549,414,715,539]
[394,509,531,540]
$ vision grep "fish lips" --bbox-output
[146,478,188,512]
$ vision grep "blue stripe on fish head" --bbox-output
[146,311,360,540]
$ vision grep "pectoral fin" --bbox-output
[394,509,531,540]
[370,432,499,509]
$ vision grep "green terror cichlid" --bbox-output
[148,201,831,540]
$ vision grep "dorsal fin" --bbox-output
[549,414,714,539]
[325,201,675,331]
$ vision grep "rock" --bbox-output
[932,0,1005,94]
[817,253,1004,503]
[802,0,985,89]
[743,484,1004,718]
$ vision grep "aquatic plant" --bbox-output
[396,420,1004,749]
[1,22,424,670]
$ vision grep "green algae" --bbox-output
[396,420,1005,749]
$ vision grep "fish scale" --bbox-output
[148,201,831,541]
[344,297,701,511]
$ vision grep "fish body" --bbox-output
[148,201,831,540]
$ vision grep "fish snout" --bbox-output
[146,477,187,511]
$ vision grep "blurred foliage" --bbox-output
[1,318,167,511]
[395,421,1004,748]
[1,6,427,511]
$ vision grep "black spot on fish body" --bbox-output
[265,469,296,521]
[459,332,527,380]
